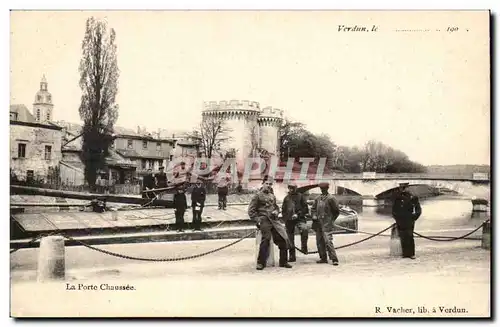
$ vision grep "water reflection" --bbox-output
[343,195,488,229]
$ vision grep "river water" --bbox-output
[351,196,489,232]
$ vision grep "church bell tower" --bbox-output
[33,75,54,123]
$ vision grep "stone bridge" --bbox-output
[254,172,491,206]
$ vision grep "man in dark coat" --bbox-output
[391,183,422,259]
[248,176,292,270]
[173,185,188,232]
[142,169,156,199]
[191,179,207,231]
[282,182,310,262]
[311,182,340,266]
[155,166,168,189]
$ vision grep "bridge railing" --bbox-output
[328,172,488,181]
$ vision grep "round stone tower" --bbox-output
[258,106,284,156]
[33,75,54,123]
[202,100,261,163]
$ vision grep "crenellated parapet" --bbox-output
[203,100,261,118]
[258,106,284,126]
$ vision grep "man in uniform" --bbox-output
[391,183,422,259]
[191,179,207,231]
[281,182,310,262]
[142,168,156,199]
[248,176,292,270]
[155,166,168,189]
[311,182,340,266]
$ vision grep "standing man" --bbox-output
[391,183,422,259]
[248,176,292,270]
[217,172,231,210]
[142,168,156,199]
[191,179,207,231]
[282,182,310,262]
[311,182,340,266]
[155,166,168,189]
[173,184,188,232]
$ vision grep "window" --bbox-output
[156,142,161,151]
[169,155,173,161]
[141,159,146,169]
[46,112,51,121]
[36,109,40,121]
[127,140,133,149]
[17,143,26,158]
[143,140,148,149]
[44,145,52,160]
[37,95,42,102]
[158,159,163,167]
[47,95,51,102]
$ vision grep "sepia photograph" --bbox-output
[8,9,491,318]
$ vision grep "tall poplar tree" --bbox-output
[78,17,119,187]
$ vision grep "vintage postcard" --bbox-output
[9,10,491,318]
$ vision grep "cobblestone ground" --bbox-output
[11,234,490,317]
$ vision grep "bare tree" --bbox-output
[78,17,119,188]
[194,116,232,158]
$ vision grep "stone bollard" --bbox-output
[389,225,402,257]
[111,208,118,221]
[37,235,65,282]
[481,221,491,250]
[255,230,276,267]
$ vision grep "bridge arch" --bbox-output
[332,179,490,200]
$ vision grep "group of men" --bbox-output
[248,177,422,271]
[248,177,341,270]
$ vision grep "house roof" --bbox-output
[61,149,137,170]
[10,104,36,123]
[106,149,137,168]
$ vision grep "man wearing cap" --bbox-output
[391,183,422,259]
[311,182,340,265]
[191,179,207,231]
[282,182,310,262]
[142,168,156,199]
[155,166,168,189]
[248,176,292,270]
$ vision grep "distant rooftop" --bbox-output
[10,104,35,123]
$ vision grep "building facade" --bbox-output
[10,119,62,183]
[10,76,61,183]
[113,132,175,176]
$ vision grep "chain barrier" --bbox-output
[295,219,489,255]
[51,230,257,262]
[10,231,60,254]
[413,220,489,242]
[295,223,396,255]
[333,222,485,241]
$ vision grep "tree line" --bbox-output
[279,119,427,174]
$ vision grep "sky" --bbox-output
[9,10,490,166]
